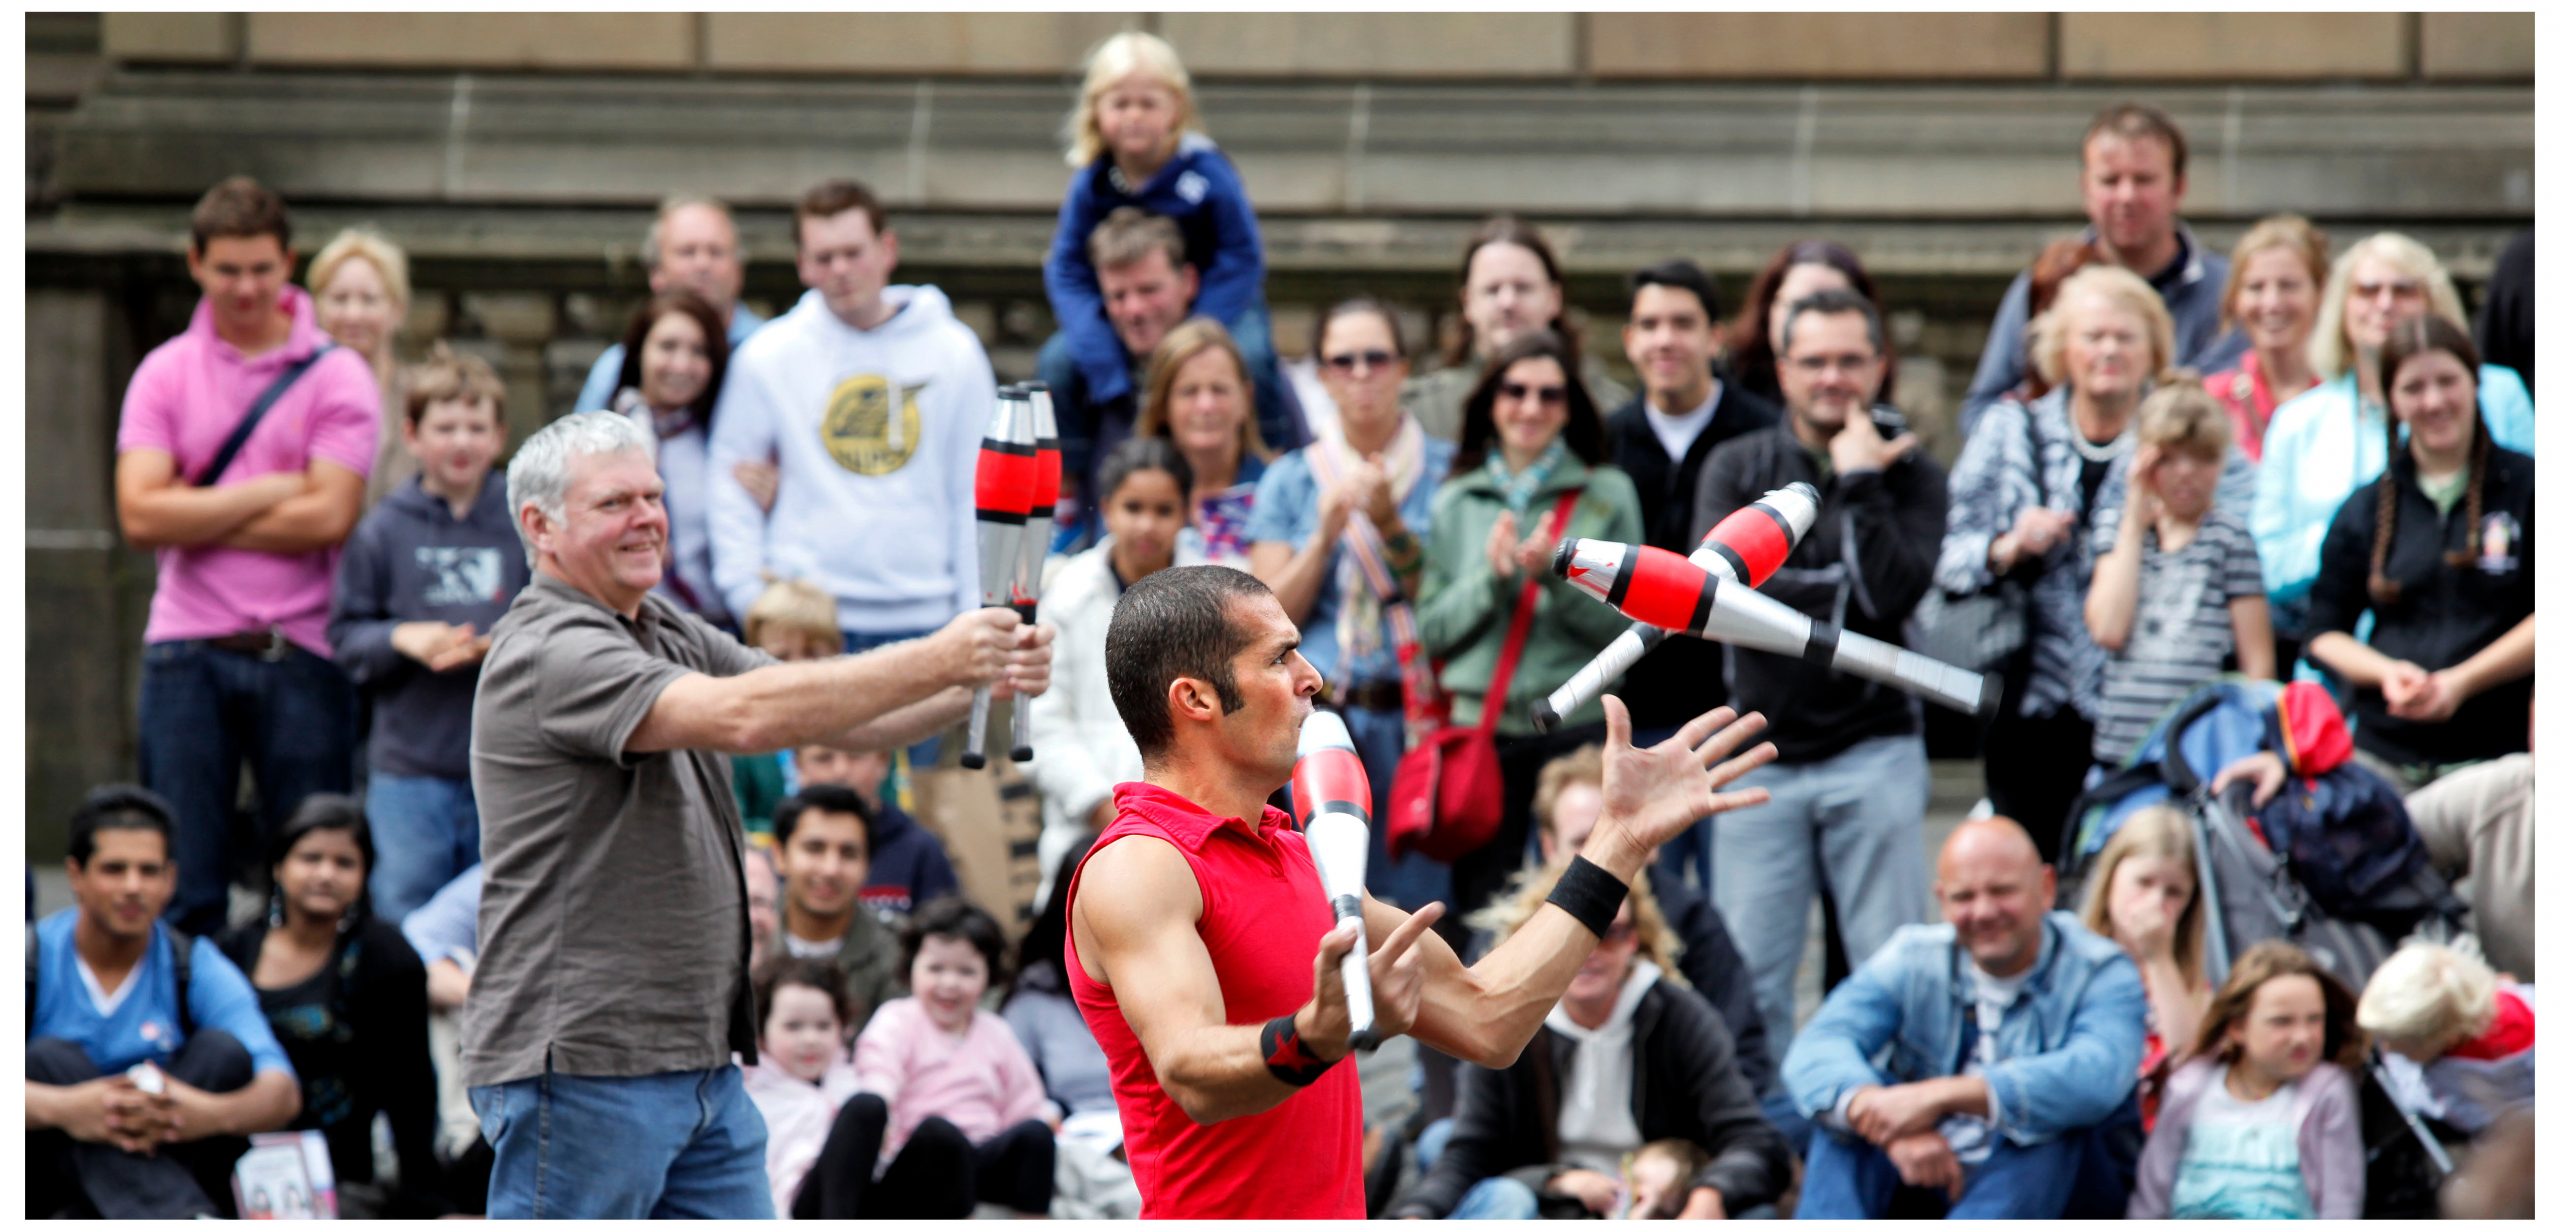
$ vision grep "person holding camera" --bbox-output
[1687,287,1949,1062]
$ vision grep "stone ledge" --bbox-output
[48,70,2532,223]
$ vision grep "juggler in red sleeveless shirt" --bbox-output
[1065,782,1365,1219]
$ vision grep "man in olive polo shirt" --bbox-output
[464,411,1051,1218]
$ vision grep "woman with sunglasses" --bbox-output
[2252,233,2533,667]
[214,796,448,1217]
[1417,329,1644,927]
[1246,297,1454,910]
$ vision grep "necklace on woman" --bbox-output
[2068,407,2132,464]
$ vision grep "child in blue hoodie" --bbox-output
[327,345,531,921]
[1045,31,1271,447]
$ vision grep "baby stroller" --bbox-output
[2059,677,2472,1215]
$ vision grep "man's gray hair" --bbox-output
[642,195,738,270]
[507,411,652,565]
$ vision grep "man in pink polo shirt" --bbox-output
[113,176,380,937]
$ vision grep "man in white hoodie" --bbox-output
[708,180,996,694]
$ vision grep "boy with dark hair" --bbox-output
[27,786,304,1218]
[794,743,961,928]
[772,785,904,1034]
[115,175,382,937]
[328,345,530,922]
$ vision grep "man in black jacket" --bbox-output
[1690,288,1946,1063]
[1389,878,1792,1220]
[1604,259,1782,892]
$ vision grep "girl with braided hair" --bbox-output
[2301,315,2534,794]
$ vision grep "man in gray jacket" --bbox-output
[1959,103,2243,433]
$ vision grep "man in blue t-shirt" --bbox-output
[25,786,301,1218]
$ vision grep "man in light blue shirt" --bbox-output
[1784,817,2147,1219]
[25,786,301,1218]
[572,196,765,413]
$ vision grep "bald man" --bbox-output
[1781,818,2147,1219]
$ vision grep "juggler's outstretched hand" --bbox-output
[1595,695,1776,854]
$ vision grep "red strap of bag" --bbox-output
[1476,490,1579,732]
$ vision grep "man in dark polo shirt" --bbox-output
[464,411,1051,1219]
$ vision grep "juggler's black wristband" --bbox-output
[1262,1015,1337,1087]
[1546,856,1630,938]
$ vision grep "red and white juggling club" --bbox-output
[1005,383,1063,763]
[964,386,1035,770]
[1550,537,1996,716]
[1291,709,1380,1051]
[1532,482,1822,730]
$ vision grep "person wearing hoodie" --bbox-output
[326,345,529,922]
[792,743,960,931]
[1390,864,1791,1220]
[705,179,995,751]
[1021,439,1207,906]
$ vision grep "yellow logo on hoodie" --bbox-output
[821,374,927,476]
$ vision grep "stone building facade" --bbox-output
[24,12,2532,851]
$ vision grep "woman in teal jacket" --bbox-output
[1417,329,1644,924]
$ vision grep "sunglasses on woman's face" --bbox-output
[1322,349,1398,374]
[1499,382,1568,408]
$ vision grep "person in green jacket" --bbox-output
[1417,328,1646,926]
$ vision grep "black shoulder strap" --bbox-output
[169,927,196,1040]
[193,341,336,488]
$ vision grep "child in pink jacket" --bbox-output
[849,898,1057,1217]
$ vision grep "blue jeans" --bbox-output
[471,1063,772,1219]
[1342,702,1451,911]
[841,627,946,766]
[1712,734,1928,1062]
[1451,1176,1541,1219]
[363,772,480,924]
[1795,1108,2134,1220]
[140,638,356,937]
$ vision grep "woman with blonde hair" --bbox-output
[2078,805,2212,1125]
[1135,317,1271,564]
[308,227,416,507]
[2253,232,2534,654]
[1390,863,1790,1220]
[1938,267,2252,856]
[1044,30,1271,431]
[2203,215,2329,462]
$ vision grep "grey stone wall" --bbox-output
[22,14,2533,856]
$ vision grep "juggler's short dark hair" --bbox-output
[1105,565,1273,759]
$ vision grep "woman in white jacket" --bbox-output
[1024,439,1206,906]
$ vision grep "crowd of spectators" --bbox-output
[30,29,2533,1220]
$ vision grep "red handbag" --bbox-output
[1387,491,1577,862]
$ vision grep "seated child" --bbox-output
[2357,941,2535,1135]
[2131,941,2365,1219]
[1623,1139,1709,1219]
[847,899,1057,1217]
[740,958,865,1214]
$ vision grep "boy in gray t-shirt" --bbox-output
[2084,378,2275,765]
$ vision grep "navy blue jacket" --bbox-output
[1044,132,1266,408]
[858,801,962,928]
[328,473,531,779]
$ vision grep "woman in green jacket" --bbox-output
[1417,329,1646,924]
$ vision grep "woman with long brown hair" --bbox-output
[2300,314,2534,793]
[605,289,733,627]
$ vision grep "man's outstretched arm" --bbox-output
[1073,834,1440,1126]
[1377,699,1776,1068]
